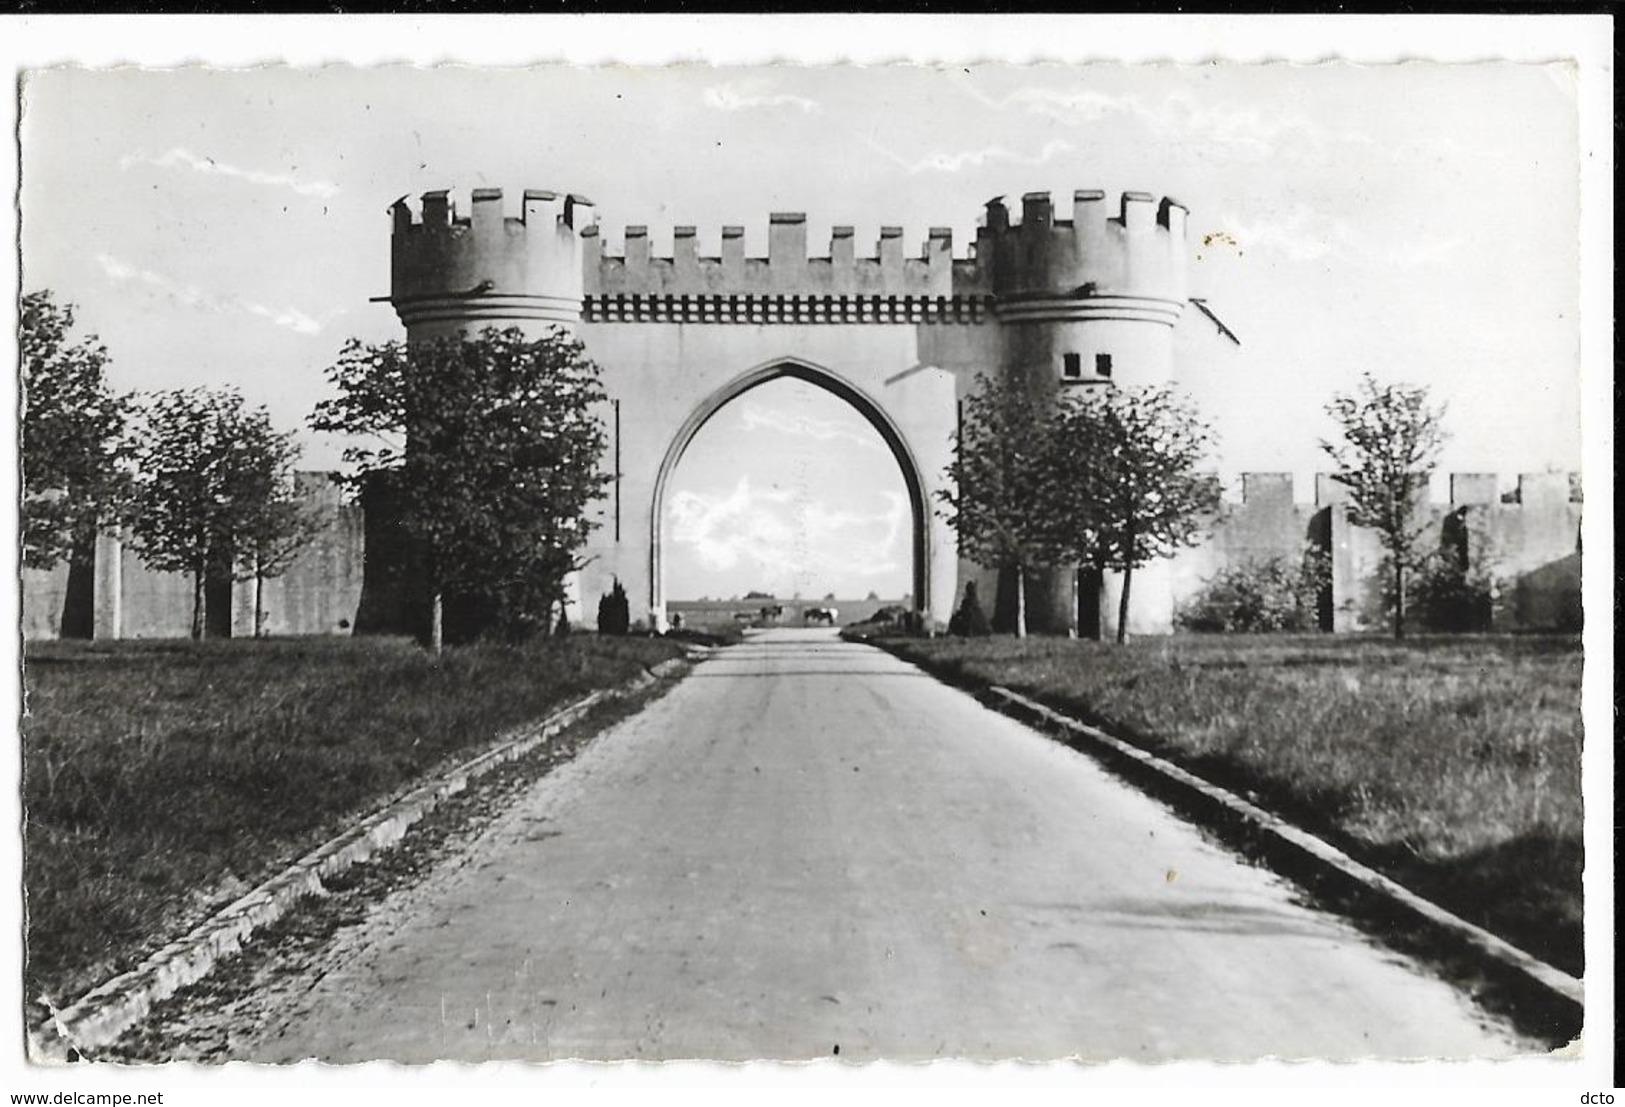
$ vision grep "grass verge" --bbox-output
[664,623,747,648]
[21,632,685,1008]
[857,632,1583,976]
[105,676,679,1063]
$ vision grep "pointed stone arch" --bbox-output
[649,357,931,628]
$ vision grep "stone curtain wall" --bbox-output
[231,473,366,638]
[20,561,73,640]
[26,474,365,641]
[22,468,1581,641]
[1167,471,1584,634]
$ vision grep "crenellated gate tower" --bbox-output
[383,185,1190,637]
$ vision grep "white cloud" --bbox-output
[804,492,907,560]
[239,301,328,335]
[701,82,821,114]
[992,86,1140,124]
[95,253,333,334]
[1209,206,1462,268]
[966,84,1370,157]
[119,147,340,199]
[668,475,905,588]
[737,400,883,451]
[668,476,793,574]
[1382,234,1467,268]
[1207,208,1353,263]
[863,135,1074,176]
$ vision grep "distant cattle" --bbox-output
[760,604,784,623]
[803,606,838,626]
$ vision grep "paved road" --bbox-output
[245,630,1525,1062]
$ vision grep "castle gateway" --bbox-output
[385,186,1195,638]
[22,185,1581,642]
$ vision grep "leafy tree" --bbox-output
[938,374,1068,637]
[125,387,313,640]
[240,474,330,638]
[1319,372,1448,639]
[19,290,131,573]
[1052,385,1220,643]
[309,326,610,652]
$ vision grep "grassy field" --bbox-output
[860,632,1584,975]
[21,633,685,1006]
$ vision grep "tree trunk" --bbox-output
[254,568,266,638]
[1392,558,1406,640]
[191,566,206,641]
[429,589,444,655]
[1116,561,1134,645]
[60,534,97,641]
[1014,566,1027,639]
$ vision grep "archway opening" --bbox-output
[652,362,927,631]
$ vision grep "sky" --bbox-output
[669,379,909,600]
[12,42,1594,600]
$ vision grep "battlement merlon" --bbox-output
[1309,472,1583,509]
[974,190,1188,306]
[1173,471,1587,509]
[586,190,1185,302]
[389,188,596,335]
[588,216,959,297]
[388,186,1187,322]
[389,187,597,236]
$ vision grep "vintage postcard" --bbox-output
[5,12,1613,1104]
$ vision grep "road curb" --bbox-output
[860,637,1584,1042]
[29,653,694,1064]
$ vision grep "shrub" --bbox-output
[1403,508,1503,632]
[861,605,910,626]
[947,581,993,637]
[1410,548,1497,632]
[1177,553,1327,633]
[597,578,631,635]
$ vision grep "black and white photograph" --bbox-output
[3,11,1614,1103]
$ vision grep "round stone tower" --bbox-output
[388,187,596,340]
[979,189,1187,390]
[971,188,1190,637]
[368,187,598,641]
